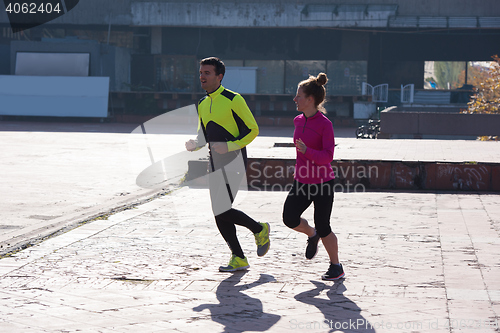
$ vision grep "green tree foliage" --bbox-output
[434,62,465,89]
[465,55,500,114]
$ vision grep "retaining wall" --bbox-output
[187,158,500,192]
[380,112,500,138]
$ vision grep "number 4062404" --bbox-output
[5,2,62,14]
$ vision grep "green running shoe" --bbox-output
[254,222,270,257]
[219,255,250,272]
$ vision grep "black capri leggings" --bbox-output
[209,167,262,259]
[282,179,335,238]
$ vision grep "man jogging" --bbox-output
[185,57,270,272]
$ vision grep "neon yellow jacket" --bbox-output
[196,85,259,170]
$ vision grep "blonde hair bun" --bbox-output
[316,72,328,86]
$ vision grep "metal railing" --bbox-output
[362,82,388,103]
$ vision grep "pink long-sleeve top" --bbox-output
[293,111,335,184]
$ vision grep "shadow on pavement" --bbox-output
[193,272,281,332]
[294,280,376,333]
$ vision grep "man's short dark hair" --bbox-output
[200,57,225,77]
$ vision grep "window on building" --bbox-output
[284,60,327,94]
[155,56,198,92]
[327,61,367,95]
[466,61,495,89]
[425,61,494,90]
[245,60,285,94]
[424,61,466,89]
[143,57,368,95]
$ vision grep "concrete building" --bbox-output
[1,0,499,122]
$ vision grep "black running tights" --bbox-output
[210,172,262,259]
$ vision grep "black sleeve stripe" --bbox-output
[221,89,236,101]
[232,110,251,140]
[198,95,207,105]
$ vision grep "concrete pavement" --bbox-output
[0,188,499,332]
[0,120,499,332]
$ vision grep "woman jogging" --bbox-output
[282,72,344,281]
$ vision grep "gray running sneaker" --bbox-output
[305,232,320,259]
[322,263,345,281]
